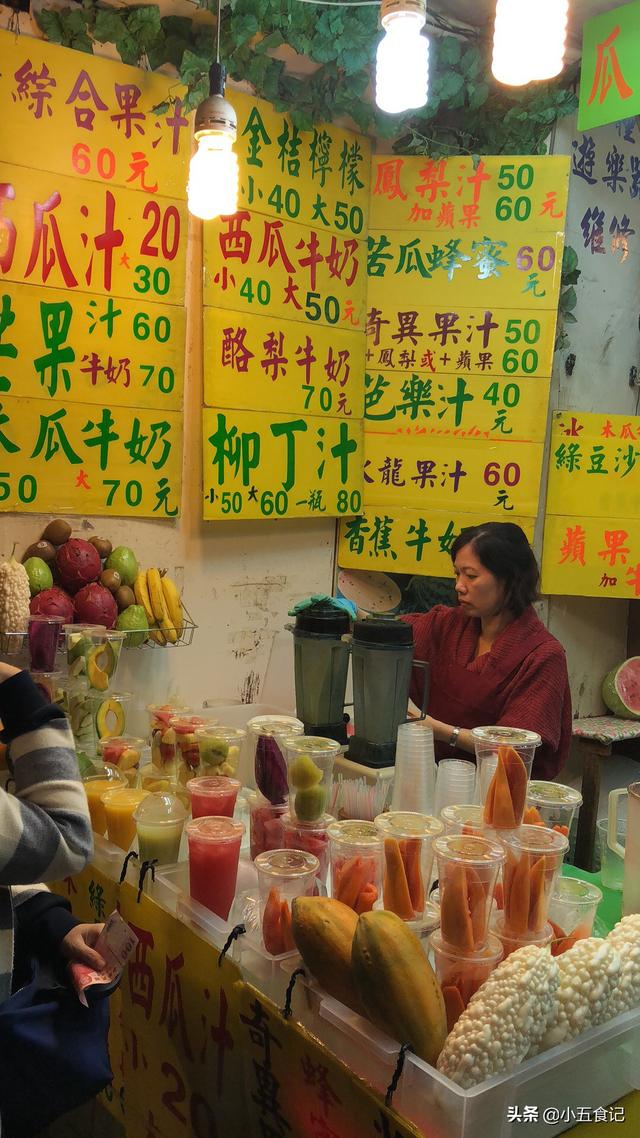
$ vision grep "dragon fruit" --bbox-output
[255,734,289,805]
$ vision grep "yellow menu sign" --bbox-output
[0,30,189,198]
[2,281,184,411]
[0,36,188,517]
[202,407,363,520]
[338,507,534,575]
[233,90,371,237]
[339,153,569,574]
[542,410,640,598]
[203,98,369,520]
[0,395,181,517]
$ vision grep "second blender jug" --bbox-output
[349,616,424,767]
[292,601,350,744]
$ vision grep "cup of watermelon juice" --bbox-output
[186,817,244,919]
[187,775,241,819]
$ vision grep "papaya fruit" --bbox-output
[383,837,415,920]
[291,896,363,1014]
[483,745,528,829]
[352,910,447,1066]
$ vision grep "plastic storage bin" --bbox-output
[285,966,640,1138]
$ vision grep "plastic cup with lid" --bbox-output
[501,824,569,938]
[473,726,541,830]
[526,780,582,841]
[375,811,444,921]
[285,736,341,825]
[433,832,505,952]
[133,792,187,865]
[548,876,602,955]
[328,819,383,914]
[254,848,319,956]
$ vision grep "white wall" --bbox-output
[546,112,640,715]
[0,218,335,729]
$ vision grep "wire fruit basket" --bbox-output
[0,603,197,656]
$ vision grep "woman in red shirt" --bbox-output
[401,522,571,780]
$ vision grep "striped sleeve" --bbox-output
[0,717,93,884]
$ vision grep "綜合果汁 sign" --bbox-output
[578,0,640,132]
[0,33,188,517]
[542,410,640,599]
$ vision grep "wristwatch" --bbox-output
[448,726,461,748]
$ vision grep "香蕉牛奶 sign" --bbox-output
[338,153,569,575]
[202,94,370,521]
[542,410,640,599]
[0,32,187,517]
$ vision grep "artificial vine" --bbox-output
[555,246,581,352]
[34,0,578,153]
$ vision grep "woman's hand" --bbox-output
[60,923,107,970]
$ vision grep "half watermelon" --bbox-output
[602,657,640,719]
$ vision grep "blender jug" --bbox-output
[291,601,350,744]
[349,617,427,767]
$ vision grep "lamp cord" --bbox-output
[216,0,221,64]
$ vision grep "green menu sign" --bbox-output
[578,0,640,131]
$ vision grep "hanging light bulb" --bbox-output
[492,0,568,87]
[187,0,239,221]
[376,0,429,115]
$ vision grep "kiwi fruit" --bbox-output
[115,585,136,612]
[100,569,122,593]
[42,518,72,546]
[89,537,112,560]
[23,540,56,564]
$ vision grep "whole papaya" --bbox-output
[351,910,447,1065]
[291,896,363,1015]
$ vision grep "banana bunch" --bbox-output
[134,569,184,646]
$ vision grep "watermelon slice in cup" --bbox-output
[602,657,640,720]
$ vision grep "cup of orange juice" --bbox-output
[83,767,127,835]
[101,787,149,851]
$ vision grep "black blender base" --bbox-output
[303,720,349,746]
[347,736,396,768]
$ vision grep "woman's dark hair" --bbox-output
[449,522,539,616]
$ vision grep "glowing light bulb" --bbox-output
[187,132,239,221]
[376,1,429,115]
[492,0,568,87]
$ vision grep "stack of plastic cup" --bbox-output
[133,792,187,865]
[390,721,437,814]
[526,781,583,840]
[431,833,505,1021]
[440,804,485,837]
[375,811,443,922]
[548,877,602,955]
[472,726,540,831]
[492,824,569,957]
[434,758,477,817]
[187,775,242,819]
[328,820,383,914]
[255,849,319,956]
